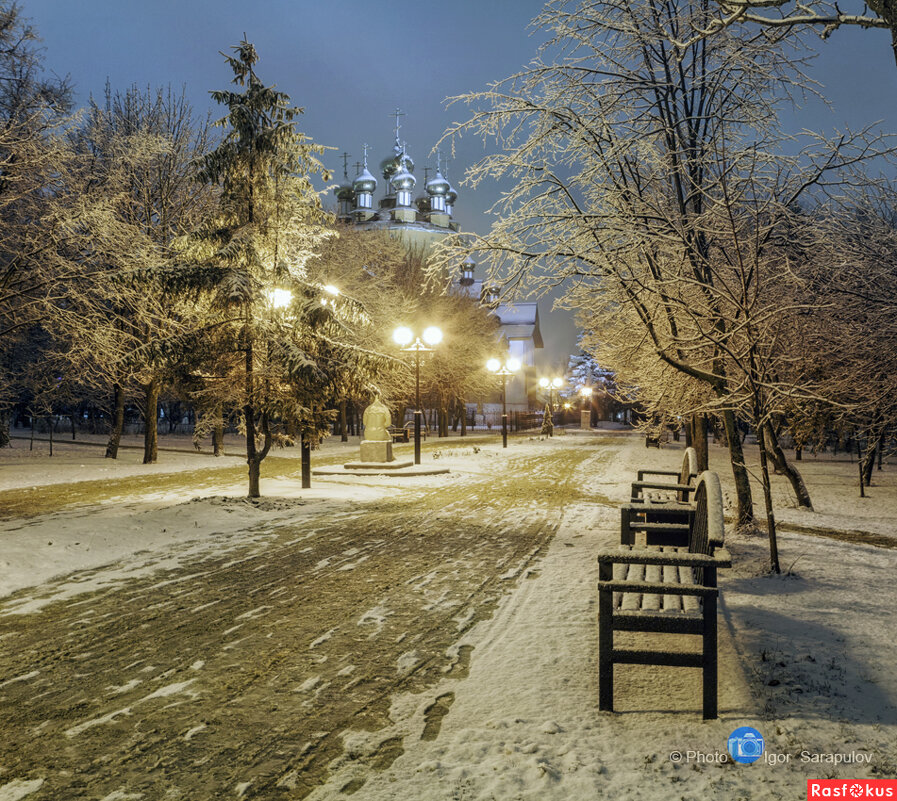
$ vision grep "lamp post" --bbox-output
[538,376,564,436]
[393,325,443,465]
[487,356,521,448]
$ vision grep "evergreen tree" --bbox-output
[188,39,351,496]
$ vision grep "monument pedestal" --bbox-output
[580,410,591,429]
[360,440,393,463]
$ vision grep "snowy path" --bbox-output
[2,433,896,800]
[0,437,600,800]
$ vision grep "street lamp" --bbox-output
[393,325,443,464]
[487,356,521,448]
[538,376,564,436]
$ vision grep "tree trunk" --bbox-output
[855,435,865,498]
[763,422,812,509]
[756,423,781,574]
[248,455,261,498]
[213,414,224,457]
[721,409,754,527]
[692,414,709,472]
[0,412,9,448]
[245,328,260,498]
[70,411,77,440]
[460,398,467,437]
[48,415,54,457]
[143,378,160,464]
[105,383,125,459]
[339,399,348,442]
[795,445,802,461]
[861,440,877,487]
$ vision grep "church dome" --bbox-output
[390,166,416,192]
[446,180,458,204]
[335,181,355,201]
[426,171,450,196]
[353,167,378,194]
[380,151,415,182]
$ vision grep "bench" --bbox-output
[631,446,698,503]
[389,421,429,443]
[622,447,699,547]
[388,426,410,443]
[597,471,731,719]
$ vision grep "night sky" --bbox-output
[22,1,897,367]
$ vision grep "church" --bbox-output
[333,112,543,411]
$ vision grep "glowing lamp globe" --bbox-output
[393,326,414,346]
[423,326,443,346]
[486,358,501,373]
[506,358,522,373]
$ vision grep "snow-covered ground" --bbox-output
[1,429,895,799]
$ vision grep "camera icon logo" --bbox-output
[727,726,765,764]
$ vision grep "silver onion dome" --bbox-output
[335,181,355,200]
[390,166,416,192]
[353,167,378,194]
[426,171,450,196]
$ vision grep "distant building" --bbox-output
[335,111,542,410]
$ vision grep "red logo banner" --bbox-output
[808,780,897,798]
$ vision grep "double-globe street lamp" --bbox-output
[393,325,443,465]
[265,284,341,488]
[538,376,564,436]
[486,356,521,448]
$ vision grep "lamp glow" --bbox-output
[552,377,564,389]
[323,284,340,296]
[486,358,501,373]
[580,386,593,397]
[265,288,293,309]
[393,326,414,346]
[422,326,443,346]
[538,377,549,389]
[506,357,522,373]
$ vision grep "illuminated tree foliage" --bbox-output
[185,40,385,497]
[439,0,891,569]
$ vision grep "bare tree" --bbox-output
[436,0,892,570]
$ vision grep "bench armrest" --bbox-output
[637,469,680,480]
[632,481,693,492]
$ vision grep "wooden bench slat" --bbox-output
[596,550,730,568]
[612,612,703,634]
[598,579,718,597]
[643,564,662,610]
[612,649,704,668]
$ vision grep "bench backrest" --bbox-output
[676,447,699,501]
[689,468,724,549]
[679,447,698,485]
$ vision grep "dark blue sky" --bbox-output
[23,1,897,366]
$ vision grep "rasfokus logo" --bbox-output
[807,780,897,798]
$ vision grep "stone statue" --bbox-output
[362,397,391,442]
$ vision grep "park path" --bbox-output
[0,437,613,800]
